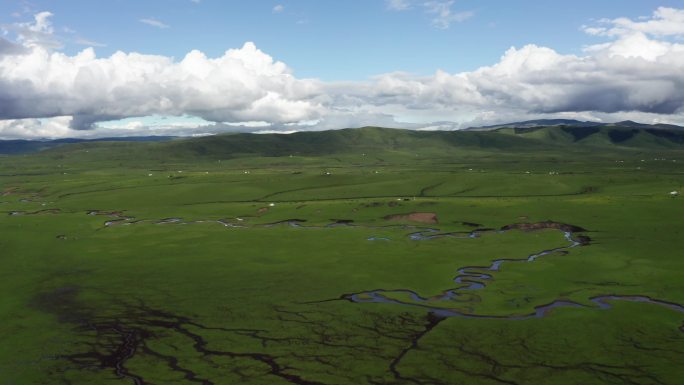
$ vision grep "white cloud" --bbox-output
[139,18,170,29]
[424,1,473,29]
[583,7,684,37]
[74,38,106,47]
[582,8,684,62]
[0,116,75,139]
[2,11,62,49]
[0,8,684,139]
[386,0,412,11]
[352,40,684,116]
[386,1,473,29]
[0,37,324,130]
[24,11,53,34]
[272,4,285,13]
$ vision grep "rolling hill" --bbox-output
[3,123,684,159]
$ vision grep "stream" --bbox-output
[347,228,684,324]
[16,209,684,327]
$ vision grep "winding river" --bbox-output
[347,227,684,326]
[15,209,684,327]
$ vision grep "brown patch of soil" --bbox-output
[384,212,438,224]
[501,221,587,233]
[257,207,269,214]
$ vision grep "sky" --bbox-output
[0,0,683,139]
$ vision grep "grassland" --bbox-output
[1,127,684,385]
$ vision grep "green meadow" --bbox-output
[1,127,684,385]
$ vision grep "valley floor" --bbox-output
[1,148,683,384]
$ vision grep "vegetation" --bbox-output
[1,126,683,384]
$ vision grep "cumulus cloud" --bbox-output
[349,41,684,117]
[0,8,684,139]
[323,7,684,122]
[0,39,324,130]
[139,18,170,29]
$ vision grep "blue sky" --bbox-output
[2,0,682,80]
[0,1,683,138]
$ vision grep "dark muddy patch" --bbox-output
[87,210,137,227]
[8,208,61,216]
[360,202,383,208]
[262,219,308,227]
[330,219,354,224]
[574,235,592,245]
[501,221,587,233]
[88,210,126,217]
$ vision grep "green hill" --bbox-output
[5,125,684,166]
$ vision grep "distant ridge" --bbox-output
[0,136,174,155]
[465,119,684,131]
[3,121,684,157]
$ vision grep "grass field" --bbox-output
[1,127,684,385]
